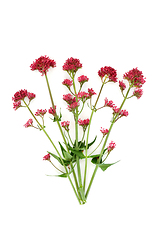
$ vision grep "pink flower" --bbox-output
[62,79,73,87]
[113,106,121,114]
[88,88,96,97]
[63,57,82,72]
[77,91,90,101]
[24,119,33,128]
[104,98,115,108]
[119,80,126,91]
[35,109,47,116]
[78,118,90,131]
[133,88,143,99]
[43,153,50,161]
[27,92,36,101]
[67,101,79,112]
[98,66,117,82]
[12,89,28,102]
[100,127,109,137]
[63,94,76,105]
[123,68,146,88]
[61,121,70,131]
[77,75,89,84]
[107,141,116,153]
[48,106,56,116]
[120,109,129,117]
[30,55,56,76]
[13,101,21,110]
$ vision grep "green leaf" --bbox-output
[87,136,97,149]
[59,142,67,158]
[97,160,120,171]
[91,156,101,164]
[68,146,85,159]
[63,151,73,161]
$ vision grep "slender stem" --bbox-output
[83,82,105,191]
[88,136,104,157]
[45,74,69,151]
[67,131,73,145]
[71,72,86,202]
[85,84,133,199]
[49,160,65,174]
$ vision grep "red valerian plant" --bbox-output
[12,56,146,204]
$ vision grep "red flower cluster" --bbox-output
[61,121,70,131]
[35,109,47,116]
[133,88,143,99]
[63,57,82,72]
[24,119,33,128]
[119,80,126,91]
[62,79,73,88]
[77,75,89,84]
[78,118,90,131]
[67,102,79,112]
[63,94,76,105]
[43,153,50,161]
[104,97,128,117]
[88,88,96,97]
[123,67,146,88]
[13,101,21,110]
[48,106,56,116]
[30,55,56,76]
[12,89,28,102]
[107,141,116,153]
[100,127,109,137]
[98,66,117,82]
[77,91,90,101]
[12,90,36,110]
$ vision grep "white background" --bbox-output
[1,0,160,239]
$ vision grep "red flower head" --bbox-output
[62,79,73,88]
[13,101,21,110]
[63,57,82,73]
[61,121,70,131]
[63,93,76,105]
[67,101,80,112]
[35,109,47,117]
[119,80,126,91]
[48,106,56,116]
[78,118,90,131]
[30,56,56,76]
[27,92,36,101]
[107,141,116,153]
[88,88,96,97]
[24,119,33,128]
[133,88,143,99]
[77,75,89,85]
[123,68,146,88]
[100,127,109,137]
[12,89,28,102]
[77,91,90,101]
[43,153,50,161]
[98,66,117,82]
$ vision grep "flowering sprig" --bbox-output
[13,55,146,204]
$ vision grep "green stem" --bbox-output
[83,82,105,191]
[71,73,86,203]
[85,84,133,199]
[49,160,65,174]
[45,74,69,151]
[88,136,104,157]
[23,100,81,204]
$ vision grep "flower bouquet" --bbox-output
[12,56,146,204]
